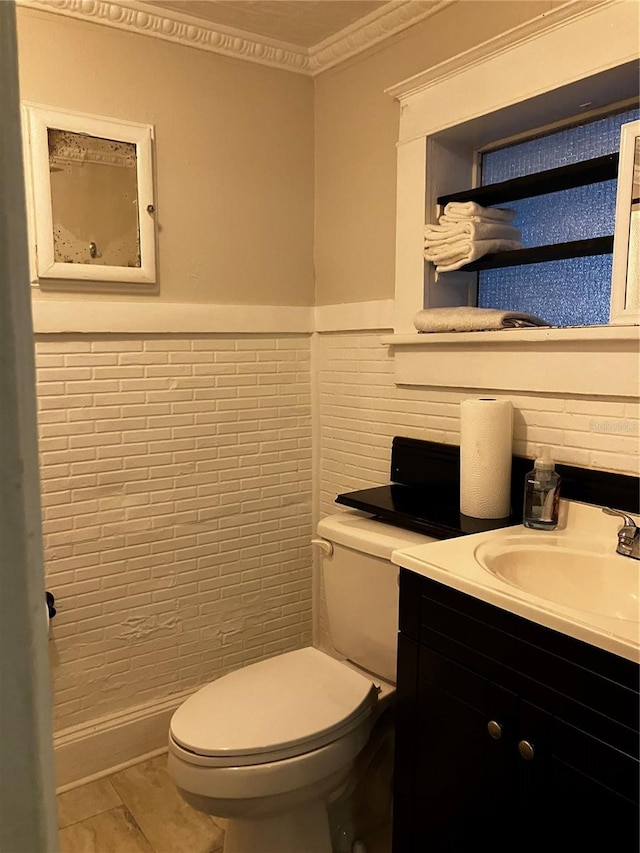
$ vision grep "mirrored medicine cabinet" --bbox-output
[22,104,156,287]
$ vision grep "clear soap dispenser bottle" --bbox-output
[523,446,560,530]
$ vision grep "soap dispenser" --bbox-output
[523,447,560,530]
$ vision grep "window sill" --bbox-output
[381,324,639,397]
[381,324,639,347]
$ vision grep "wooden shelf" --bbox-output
[437,153,619,208]
[455,235,614,272]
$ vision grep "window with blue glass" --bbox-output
[477,108,640,327]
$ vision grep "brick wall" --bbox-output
[36,334,313,733]
[36,327,638,732]
[318,331,639,519]
[316,330,640,646]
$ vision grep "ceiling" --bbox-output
[149,0,392,48]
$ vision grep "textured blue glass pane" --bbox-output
[478,255,612,327]
[482,108,640,183]
[510,180,617,245]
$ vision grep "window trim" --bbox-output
[380,325,638,398]
[610,118,640,325]
[383,1,639,397]
[387,1,639,337]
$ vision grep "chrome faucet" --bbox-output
[602,508,640,560]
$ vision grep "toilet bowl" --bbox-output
[167,512,436,853]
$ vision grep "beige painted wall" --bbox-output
[313,0,555,306]
[17,2,561,310]
[17,8,315,306]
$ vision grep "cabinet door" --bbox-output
[412,646,518,852]
[517,700,640,853]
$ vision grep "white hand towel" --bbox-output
[424,221,521,245]
[413,307,550,333]
[424,238,523,271]
[443,201,516,223]
[439,213,516,226]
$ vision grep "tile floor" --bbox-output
[57,754,225,853]
[57,753,391,853]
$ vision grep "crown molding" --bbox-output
[308,1,453,74]
[385,0,620,100]
[17,0,308,73]
[16,0,455,76]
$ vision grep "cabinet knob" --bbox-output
[487,720,503,740]
[518,740,535,760]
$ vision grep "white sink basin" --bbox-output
[474,536,640,622]
[391,500,640,662]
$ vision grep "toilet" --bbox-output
[167,511,436,853]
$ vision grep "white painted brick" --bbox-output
[192,364,236,377]
[36,354,66,367]
[144,339,192,352]
[192,339,236,351]
[119,352,169,365]
[37,333,312,734]
[121,378,172,392]
[317,328,639,647]
[236,339,276,351]
[36,339,91,353]
[68,433,121,451]
[91,340,144,352]
[39,393,93,411]
[215,351,257,363]
[217,375,258,387]
[65,353,119,367]
[95,417,146,433]
[169,352,213,363]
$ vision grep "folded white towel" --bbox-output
[439,213,516,226]
[413,307,550,333]
[424,221,522,245]
[442,201,516,223]
[424,238,523,271]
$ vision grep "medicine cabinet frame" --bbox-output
[22,103,157,288]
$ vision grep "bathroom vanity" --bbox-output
[336,437,640,852]
[392,569,639,852]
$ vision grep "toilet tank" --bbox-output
[315,512,437,683]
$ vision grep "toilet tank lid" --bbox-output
[317,511,436,559]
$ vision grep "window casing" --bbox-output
[383,2,639,398]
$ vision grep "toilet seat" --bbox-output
[169,648,379,767]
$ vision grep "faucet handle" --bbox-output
[602,507,638,529]
[603,507,640,560]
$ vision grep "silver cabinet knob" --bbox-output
[487,720,503,740]
[518,740,535,760]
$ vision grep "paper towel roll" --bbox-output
[460,397,513,519]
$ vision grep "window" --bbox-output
[477,108,640,327]
[384,3,638,397]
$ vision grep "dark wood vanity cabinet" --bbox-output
[392,569,640,853]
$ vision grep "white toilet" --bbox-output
[167,511,435,853]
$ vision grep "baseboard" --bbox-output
[53,687,195,790]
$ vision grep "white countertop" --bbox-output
[391,500,640,664]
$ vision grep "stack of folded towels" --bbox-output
[424,201,524,273]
